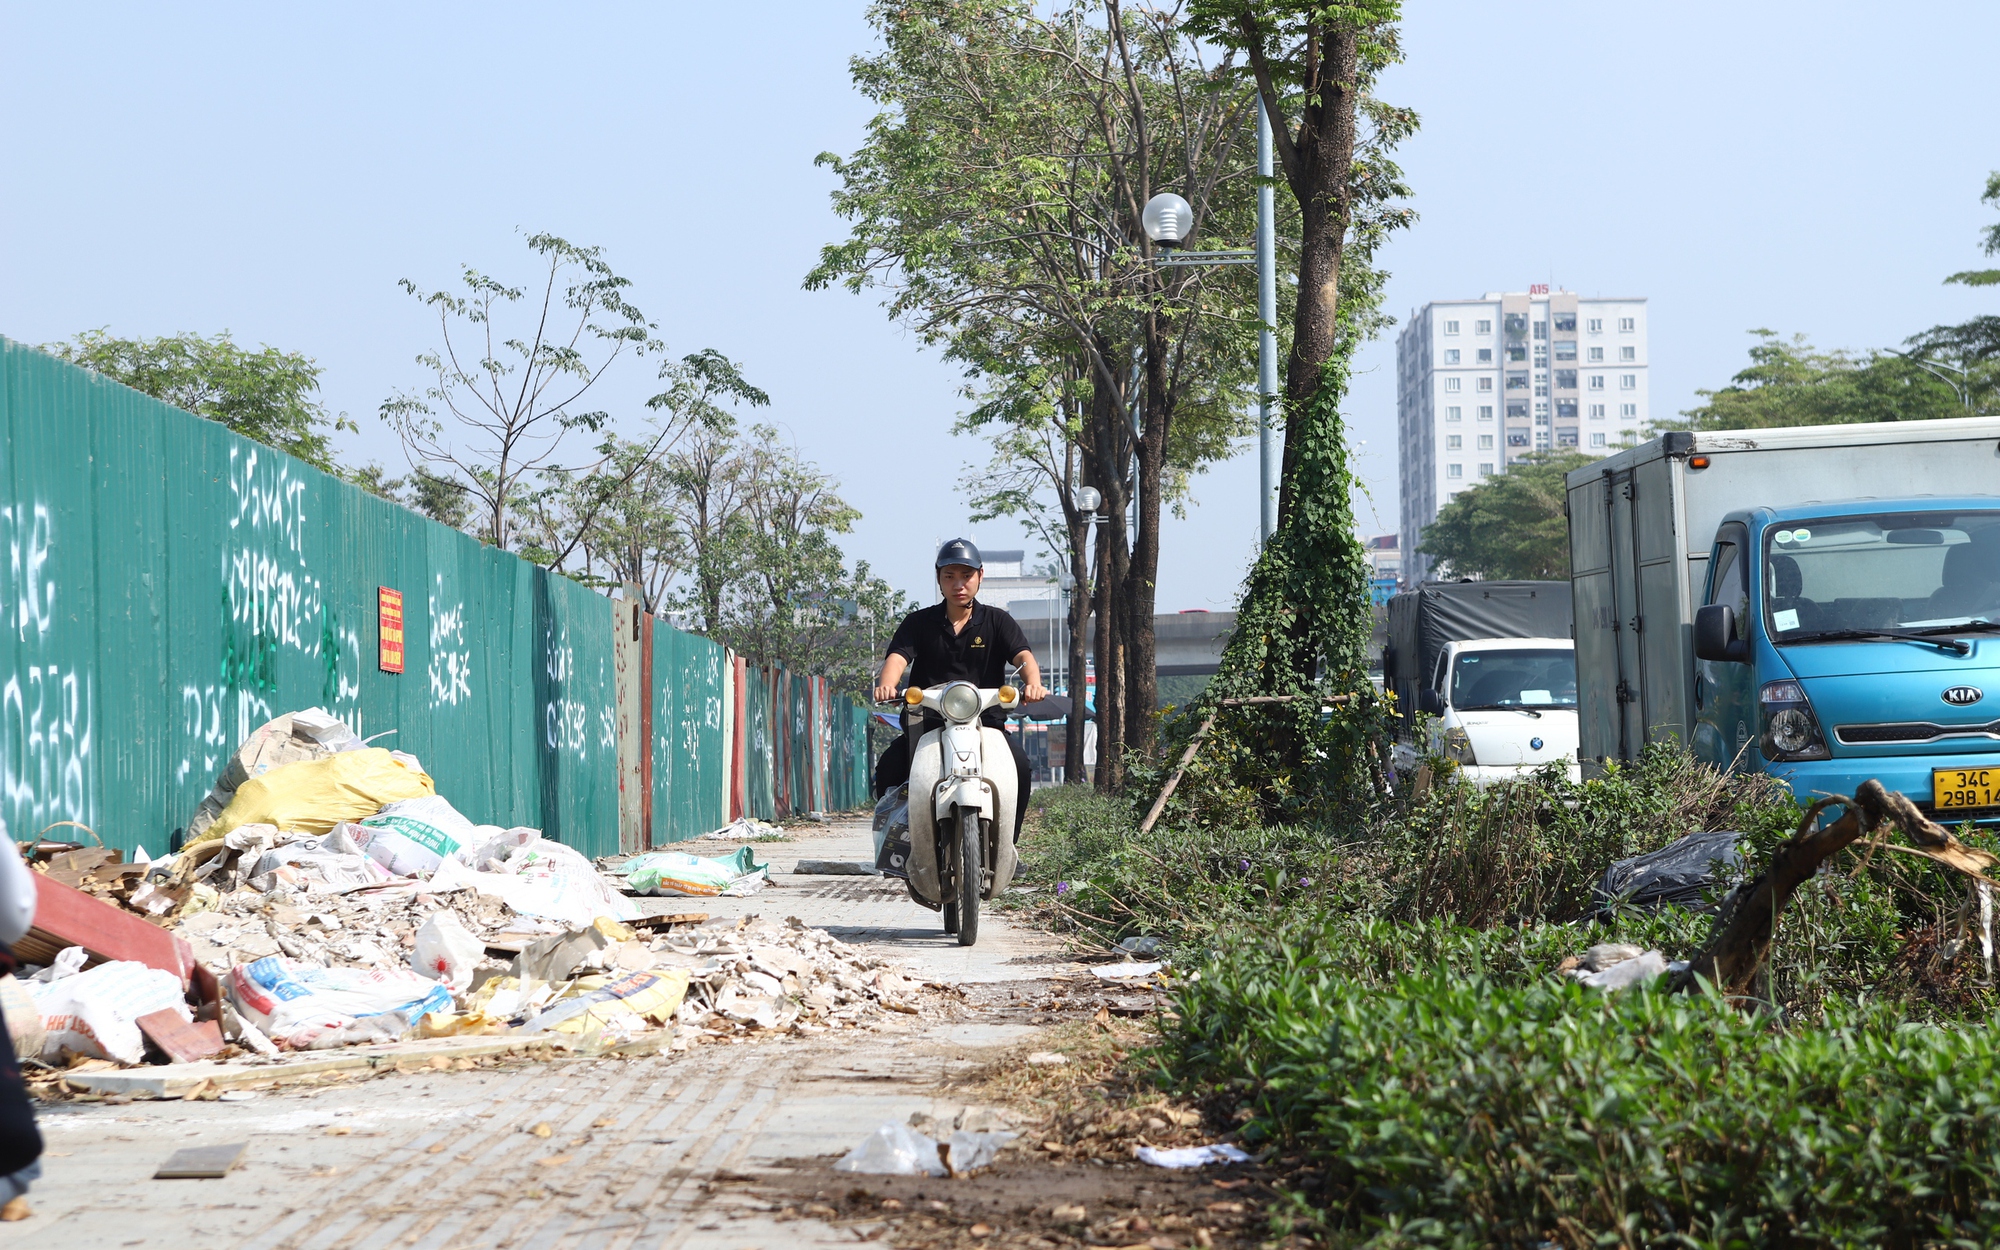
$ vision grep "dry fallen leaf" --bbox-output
[1205,1201,1244,1214]
[426,1143,447,1154]
[592,1116,617,1128]
[324,1125,352,1136]
[969,1223,993,1238]
[536,1154,572,1168]
[528,1122,553,1138]
[1050,1204,1087,1223]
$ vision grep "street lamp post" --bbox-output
[1142,92,1279,546]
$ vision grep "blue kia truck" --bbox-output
[1566,418,2000,822]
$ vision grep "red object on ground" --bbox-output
[16,875,199,984]
[137,1010,225,1064]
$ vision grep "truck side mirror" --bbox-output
[1417,688,1445,715]
[1694,603,1749,663]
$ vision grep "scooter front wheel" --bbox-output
[955,807,982,947]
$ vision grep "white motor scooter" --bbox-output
[893,681,1021,946]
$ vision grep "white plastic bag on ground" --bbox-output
[412,911,484,991]
[361,795,479,877]
[1577,949,1669,991]
[1135,1143,1252,1169]
[624,847,768,898]
[228,956,453,1049]
[452,826,542,871]
[28,960,189,1064]
[426,838,636,928]
[834,1122,948,1176]
[0,975,46,1061]
[250,825,397,891]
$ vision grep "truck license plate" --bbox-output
[1934,767,2000,812]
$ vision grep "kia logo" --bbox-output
[1942,686,1985,707]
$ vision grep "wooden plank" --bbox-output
[138,1011,225,1064]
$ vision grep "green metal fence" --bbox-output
[0,336,862,858]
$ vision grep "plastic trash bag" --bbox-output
[198,748,435,845]
[1135,1143,1251,1169]
[625,846,769,898]
[27,960,189,1064]
[1576,949,1669,991]
[228,956,453,1049]
[873,786,912,880]
[1593,830,1742,915]
[834,1122,948,1176]
[412,911,484,991]
[519,968,690,1036]
[942,1130,1017,1174]
[0,975,44,1061]
[361,794,479,877]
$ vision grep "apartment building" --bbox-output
[1396,288,1648,581]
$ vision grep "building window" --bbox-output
[1557,429,1579,446]
[1621,403,1638,418]
[1443,320,1460,335]
[1590,404,1607,419]
[1587,346,1604,362]
[1475,319,1493,335]
[1506,402,1529,420]
[1534,430,1551,449]
[1507,373,1530,390]
[1508,432,1529,447]
[1444,348,1460,364]
[1556,400,1577,419]
[1534,403,1550,425]
[1445,406,1462,422]
[1477,377,1493,392]
[1504,313,1527,338]
[1588,375,1606,391]
[1587,318,1603,333]
[1445,377,1461,392]
[1553,341,1576,361]
[1476,348,1492,363]
[1478,433,1494,450]
[1619,346,1636,362]
[1533,320,1547,340]
[1446,434,1462,450]
[1478,405,1494,421]
[1478,462,1494,477]
[1590,432,1607,447]
[1619,317,1636,332]
[1553,312,1576,332]
[1555,369,1577,390]
[1534,379,1549,397]
[1506,345,1527,362]
[1620,374,1636,390]
[1533,346,1548,367]
[1447,463,1464,479]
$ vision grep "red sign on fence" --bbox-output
[378,587,405,673]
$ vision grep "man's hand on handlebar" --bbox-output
[873,680,900,704]
[1023,680,1048,702]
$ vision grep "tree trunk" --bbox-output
[1064,506,1092,787]
[1265,24,1360,531]
[1122,328,1170,763]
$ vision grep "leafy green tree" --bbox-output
[45,328,356,472]
[1418,452,1594,581]
[1672,330,1974,430]
[1944,170,2000,289]
[1194,0,1414,743]
[810,0,1271,784]
[1903,171,2000,410]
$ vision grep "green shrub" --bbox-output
[1167,918,2000,1248]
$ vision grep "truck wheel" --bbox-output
[956,808,982,947]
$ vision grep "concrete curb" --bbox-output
[63,1033,584,1097]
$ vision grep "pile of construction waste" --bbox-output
[5,709,926,1071]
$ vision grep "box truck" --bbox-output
[1383,580,1577,783]
[1566,417,2000,821]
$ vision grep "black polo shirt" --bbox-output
[886,601,1031,727]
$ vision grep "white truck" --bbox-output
[1384,581,1579,784]
[1565,418,2000,805]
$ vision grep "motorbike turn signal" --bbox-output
[905,687,925,706]
[998,685,1017,704]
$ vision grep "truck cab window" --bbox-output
[1707,528,1749,637]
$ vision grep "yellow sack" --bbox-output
[528,968,691,1036]
[195,748,435,844]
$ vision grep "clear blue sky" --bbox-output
[3,3,1995,611]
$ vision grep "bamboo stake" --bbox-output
[1136,694,1351,835]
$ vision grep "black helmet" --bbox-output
[935,538,983,571]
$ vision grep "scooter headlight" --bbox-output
[940,682,982,723]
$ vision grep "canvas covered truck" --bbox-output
[1566,417,2000,821]
[1383,580,1577,783]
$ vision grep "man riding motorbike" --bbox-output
[872,538,1046,844]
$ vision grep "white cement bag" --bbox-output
[360,795,479,877]
[29,959,189,1064]
[412,911,484,991]
[228,956,452,1049]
